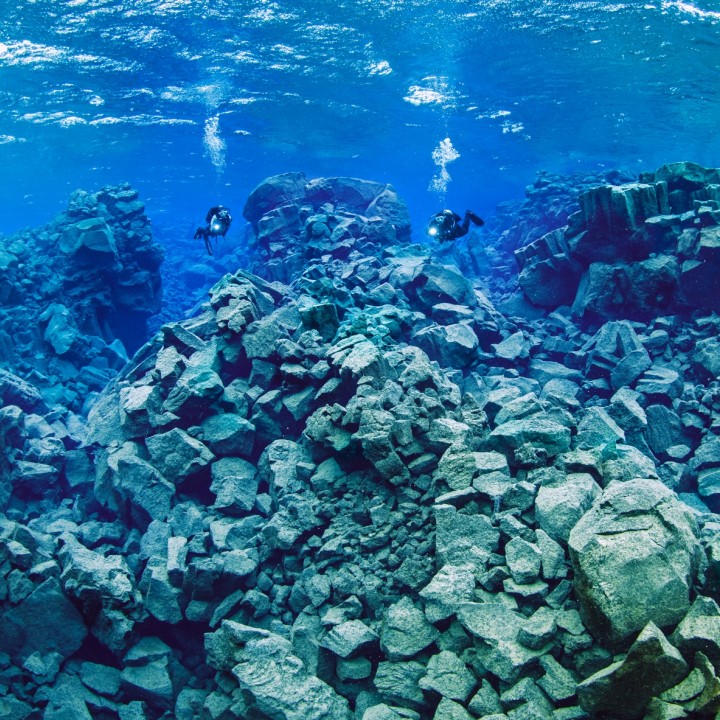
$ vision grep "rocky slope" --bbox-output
[2,165,720,720]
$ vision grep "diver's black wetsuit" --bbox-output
[427,209,484,242]
[194,205,232,255]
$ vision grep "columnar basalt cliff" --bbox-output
[516,161,720,318]
[3,168,720,720]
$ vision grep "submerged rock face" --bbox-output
[242,172,411,284]
[6,170,720,720]
[0,183,164,411]
[517,161,720,318]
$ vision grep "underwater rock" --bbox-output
[577,622,688,719]
[242,172,410,284]
[516,161,720,318]
[0,182,163,412]
[569,479,701,645]
[7,170,720,720]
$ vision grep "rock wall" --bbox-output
[0,183,164,412]
[241,173,412,285]
[516,161,720,319]
[3,172,720,720]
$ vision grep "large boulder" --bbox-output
[569,479,701,645]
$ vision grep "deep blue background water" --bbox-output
[1,0,720,242]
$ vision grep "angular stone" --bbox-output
[418,651,476,702]
[569,479,700,645]
[537,655,576,702]
[635,365,684,402]
[380,596,440,661]
[420,565,476,624]
[535,529,567,580]
[146,428,214,480]
[432,698,474,720]
[669,596,720,668]
[163,364,224,416]
[504,537,542,585]
[210,457,259,515]
[433,504,499,565]
[486,417,571,459]
[121,657,174,708]
[414,323,479,368]
[320,620,379,659]
[692,336,720,378]
[0,577,87,661]
[373,661,426,706]
[517,607,557,650]
[200,413,255,457]
[535,473,601,543]
[233,634,351,720]
[577,622,688,719]
[575,407,625,449]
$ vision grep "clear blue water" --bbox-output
[2,0,720,239]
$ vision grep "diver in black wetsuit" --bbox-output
[194,205,232,255]
[426,209,484,242]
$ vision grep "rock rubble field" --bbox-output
[2,162,720,720]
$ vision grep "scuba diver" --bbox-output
[194,205,232,256]
[426,209,484,243]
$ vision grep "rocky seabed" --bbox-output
[2,163,720,720]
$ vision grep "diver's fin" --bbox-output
[467,211,484,226]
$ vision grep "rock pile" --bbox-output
[0,183,164,412]
[516,161,720,318]
[3,169,720,720]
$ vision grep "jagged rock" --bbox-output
[515,163,720,318]
[418,650,476,702]
[58,536,142,653]
[434,504,499,565]
[457,602,547,683]
[537,655,576,703]
[505,537,542,584]
[362,704,417,720]
[200,413,255,457]
[669,596,720,668]
[535,472,601,543]
[210,457,259,515]
[0,183,163,410]
[468,679,504,717]
[380,596,440,661]
[486,416,571,460]
[575,406,625,450]
[232,633,351,720]
[569,479,700,645]
[413,322,478,368]
[146,428,214,480]
[0,577,87,662]
[577,622,688,719]
[320,620,379,659]
[162,364,224,416]
[420,565,476,623]
[432,698,475,719]
[635,365,684,402]
[692,335,720,379]
[516,228,583,306]
[373,661,426,707]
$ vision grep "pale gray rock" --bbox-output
[569,479,700,644]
